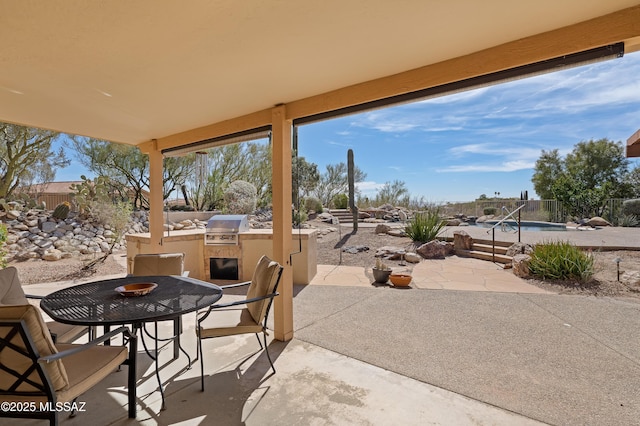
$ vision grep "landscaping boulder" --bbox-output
[42,249,63,261]
[453,230,473,251]
[387,229,407,237]
[512,254,531,278]
[375,246,405,259]
[404,252,421,263]
[506,242,534,257]
[585,216,611,227]
[446,218,462,226]
[374,224,391,234]
[416,240,449,259]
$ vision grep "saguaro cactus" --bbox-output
[348,149,358,231]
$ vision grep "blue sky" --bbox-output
[297,50,640,202]
[58,51,640,202]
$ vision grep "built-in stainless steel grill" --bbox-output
[205,214,249,245]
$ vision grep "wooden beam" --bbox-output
[271,105,293,342]
[627,128,640,158]
[286,5,640,120]
[147,140,165,249]
[154,108,272,153]
[134,6,640,152]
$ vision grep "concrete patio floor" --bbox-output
[11,226,640,425]
[16,278,547,426]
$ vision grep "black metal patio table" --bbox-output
[40,275,222,419]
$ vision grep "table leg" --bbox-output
[173,317,181,360]
[126,328,138,419]
[103,324,111,346]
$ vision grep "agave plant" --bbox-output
[404,208,446,244]
[528,240,594,282]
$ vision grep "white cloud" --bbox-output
[356,181,384,195]
[326,140,352,147]
[437,159,535,173]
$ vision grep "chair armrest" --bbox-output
[211,292,279,309]
[25,294,44,300]
[198,292,279,322]
[39,326,134,363]
[219,280,251,290]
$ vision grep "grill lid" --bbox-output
[206,215,249,233]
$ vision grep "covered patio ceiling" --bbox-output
[2,1,640,148]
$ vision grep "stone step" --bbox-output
[470,238,513,248]
[459,250,512,264]
[472,243,509,255]
[329,209,361,221]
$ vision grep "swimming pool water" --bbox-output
[473,220,567,232]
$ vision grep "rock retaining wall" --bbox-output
[2,209,152,262]
[2,207,274,262]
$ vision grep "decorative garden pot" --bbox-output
[373,268,392,283]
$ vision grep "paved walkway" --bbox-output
[312,256,551,293]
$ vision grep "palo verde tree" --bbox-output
[71,137,194,208]
[187,141,272,210]
[532,138,633,218]
[374,180,409,206]
[0,123,69,199]
[313,162,366,208]
[71,137,150,208]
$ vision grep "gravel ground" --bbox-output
[11,251,128,285]
[10,221,640,302]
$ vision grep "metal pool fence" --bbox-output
[442,199,628,224]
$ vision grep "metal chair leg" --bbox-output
[198,327,205,391]
[255,333,263,349]
[262,331,275,375]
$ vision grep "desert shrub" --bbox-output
[0,223,7,268]
[483,207,497,215]
[622,199,640,216]
[404,208,446,243]
[169,204,195,211]
[293,204,308,227]
[619,214,639,227]
[223,180,257,214]
[304,196,323,213]
[332,193,348,209]
[528,240,594,282]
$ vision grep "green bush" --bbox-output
[304,196,323,213]
[622,199,640,216]
[404,209,446,243]
[332,193,349,209]
[483,207,497,215]
[528,240,594,282]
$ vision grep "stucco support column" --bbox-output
[271,105,293,341]
[146,140,165,249]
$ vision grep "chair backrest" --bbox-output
[0,305,69,397]
[0,267,29,306]
[246,255,283,324]
[132,253,185,276]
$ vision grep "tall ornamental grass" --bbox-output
[404,209,445,243]
[528,240,594,282]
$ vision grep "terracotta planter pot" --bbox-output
[390,274,412,286]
